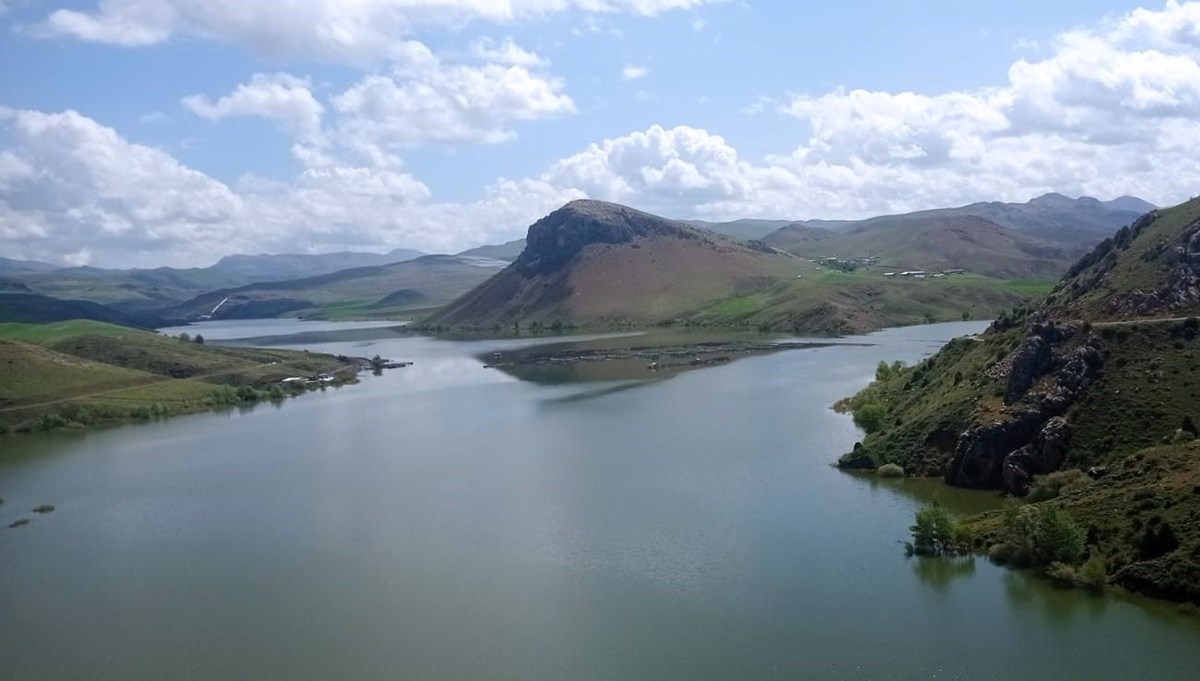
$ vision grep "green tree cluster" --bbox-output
[992,504,1086,567]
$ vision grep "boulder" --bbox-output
[837,442,875,470]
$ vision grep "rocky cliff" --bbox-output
[835,195,1200,604]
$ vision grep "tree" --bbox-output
[997,504,1086,567]
[177,333,191,342]
[193,334,204,345]
[909,502,959,556]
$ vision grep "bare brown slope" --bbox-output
[430,200,802,326]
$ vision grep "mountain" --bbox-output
[430,200,1037,332]
[683,218,795,241]
[169,254,506,321]
[763,194,1154,278]
[0,292,146,326]
[457,239,526,262]
[431,200,806,327]
[8,248,426,312]
[0,257,60,275]
[835,197,1200,604]
[208,248,425,279]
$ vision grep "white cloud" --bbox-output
[183,73,325,142]
[332,60,576,153]
[621,64,650,81]
[469,37,546,67]
[33,0,718,63]
[9,2,1200,268]
[0,106,571,266]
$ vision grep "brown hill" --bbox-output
[765,214,1089,279]
[430,200,804,327]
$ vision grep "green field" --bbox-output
[0,321,360,435]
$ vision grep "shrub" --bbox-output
[1026,469,1090,502]
[877,463,905,478]
[1079,554,1108,592]
[853,402,888,434]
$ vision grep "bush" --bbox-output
[877,463,905,478]
[853,402,888,434]
[1026,469,1090,502]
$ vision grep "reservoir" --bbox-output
[2,320,1197,680]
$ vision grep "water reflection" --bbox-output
[912,556,977,592]
[1003,570,1111,625]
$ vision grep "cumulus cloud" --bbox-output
[183,73,325,142]
[33,0,719,62]
[332,60,576,152]
[8,2,1200,268]
[180,43,573,158]
[0,107,572,267]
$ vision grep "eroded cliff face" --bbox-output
[944,324,1103,494]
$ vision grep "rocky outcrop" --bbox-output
[514,200,699,277]
[999,417,1072,495]
[1105,218,1200,317]
[947,326,1101,493]
[838,442,876,470]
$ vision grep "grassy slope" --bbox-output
[171,256,501,321]
[0,321,356,434]
[690,268,1047,334]
[835,197,1200,604]
[765,215,1092,279]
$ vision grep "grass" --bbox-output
[0,320,139,343]
[690,269,1035,334]
[0,321,359,435]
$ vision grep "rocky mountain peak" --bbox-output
[515,199,699,276]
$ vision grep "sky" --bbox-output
[2,0,1199,268]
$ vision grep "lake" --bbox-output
[2,319,1198,680]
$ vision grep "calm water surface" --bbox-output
[1,320,1198,680]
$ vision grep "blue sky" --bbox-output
[1,1,1197,267]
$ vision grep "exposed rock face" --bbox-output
[947,325,1101,493]
[1106,218,1200,317]
[999,417,1072,495]
[514,200,698,277]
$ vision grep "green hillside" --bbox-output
[0,321,360,435]
[833,197,1200,604]
[170,254,503,321]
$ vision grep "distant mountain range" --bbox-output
[430,200,1036,333]
[168,254,506,321]
[761,194,1153,278]
[0,193,1157,330]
